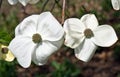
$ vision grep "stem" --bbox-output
[21,6,28,15]
[61,0,66,25]
[41,0,49,12]
[50,1,56,12]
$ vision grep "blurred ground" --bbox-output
[15,47,120,77]
[0,0,120,77]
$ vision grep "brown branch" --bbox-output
[40,0,49,12]
[50,1,56,12]
[61,0,66,25]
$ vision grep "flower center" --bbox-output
[1,48,8,54]
[84,28,94,38]
[32,33,42,43]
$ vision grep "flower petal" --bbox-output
[29,0,39,4]
[15,15,38,37]
[75,39,97,62]
[64,18,86,33]
[80,14,99,30]
[36,12,64,41]
[8,36,36,68]
[4,50,15,62]
[92,25,118,47]
[19,0,30,6]
[0,44,4,60]
[64,34,85,48]
[111,0,120,10]
[32,38,63,65]
[8,0,18,5]
[63,18,85,48]
[0,45,15,62]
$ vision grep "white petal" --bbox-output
[0,45,14,62]
[75,39,97,62]
[92,25,118,47]
[4,50,15,62]
[64,18,86,33]
[8,0,18,5]
[19,0,30,6]
[8,36,36,68]
[80,14,99,30]
[15,25,20,36]
[111,0,120,10]
[63,18,85,48]
[36,12,64,41]
[64,34,85,48]
[32,38,63,65]
[15,15,38,37]
[1,45,15,62]
[29,0,39,4]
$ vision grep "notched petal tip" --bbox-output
[4,50,15,62]
[29,0,39,4]
[17,58,31,68]
[40,11,52,16]
[19,0,30,6]
[80,14,99,30]
[111,0,120,10]
[0,45,15,62]
[64,35,84,48]
[74,39,97,62]
[75,54,91,62]
[8,0,18,5]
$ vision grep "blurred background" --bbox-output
[0,0,120,77]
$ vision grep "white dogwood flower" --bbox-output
[8,12,64,68]
[8,0,39,6]
[111,0,120,10]
[63,14,118,62]
[0,44,15,62]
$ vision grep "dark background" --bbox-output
[0,0,120,77]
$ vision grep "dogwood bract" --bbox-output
[63,14,118,62]
[111,0,120,10]
[0,44,15,62]
[8,0,39,6]
[8,12,64,68]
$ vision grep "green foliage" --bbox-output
[113,45,120,61]
[0,30,12,45]
[0,60,17,77]
[101,0,111,11]
[51,59,81,77]
[117,74,120,77]
[0,9,18,77]
[0,10,19,45]
[0,0,120,76]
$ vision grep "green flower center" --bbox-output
[32,33,42,43]
[84,28,94,38]
[1,48,8,54]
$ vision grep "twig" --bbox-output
[61,0,66,25]
[50,1,56,12]
[40,0,49,12]
[81,5,90,14]
[21,6,29,15]
[55,0,69,20]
